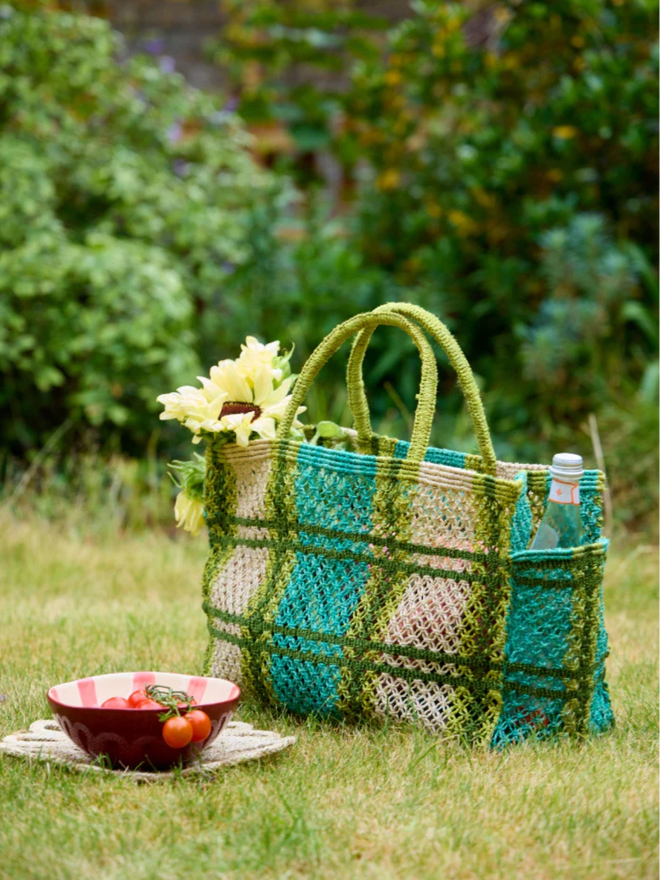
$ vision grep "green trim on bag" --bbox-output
[207,533,607,593]
[338,456,419,718]
[201,444,238,676]
[240,441,298,707]
[278,310,439,463]
[207,514,489,562]
[207,621,608,702]
[209,533,492,583]
[202,601,607,681]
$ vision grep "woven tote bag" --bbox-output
[202,304,613,746]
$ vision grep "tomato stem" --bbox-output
[144,684,195,723]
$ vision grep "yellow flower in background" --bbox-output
[502,53,521,71]
[377,169,401,191]
[384,69,402,86]
[471,187,496,209]
[174,490,205,536]
[444,13,462,33]
[553,126,578,139]
[448,209,478,236]
[484,51,498,70]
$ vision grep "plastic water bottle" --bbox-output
[530,453,584,550]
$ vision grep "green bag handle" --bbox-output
[277,309,439,463]
[347,303,498,475]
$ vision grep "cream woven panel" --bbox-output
[374,574,470,729]
[374,471,476,729]
[496,460,548,480]
[208,446,272,684]
[0,719,296,781]
[210,542,269,685]
[230,448,272,519]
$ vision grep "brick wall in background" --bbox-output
[80,0,410,91]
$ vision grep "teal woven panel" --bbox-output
[269,444,378,716]
[492,538,612,746]
[394,439,467,469]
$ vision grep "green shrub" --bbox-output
[2,1,657,532]
[216,0,658,387]
[0,4,277,456]
[210,0,658,529]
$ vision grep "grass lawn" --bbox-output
[0,511,657,880]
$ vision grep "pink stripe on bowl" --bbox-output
[77,678,99,707]
[186,676,208,704]
[132,672,156,692]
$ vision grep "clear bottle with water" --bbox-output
[530,453,584,550]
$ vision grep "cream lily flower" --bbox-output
[216,369,304,445]
[209,360,253,402]
[174,491,205,536]
[157,336,303,444]
[238,336,280,371]
[252,363,293,408]
[218,412,260,447]
[157,385,227,433]
[251,365,305,430]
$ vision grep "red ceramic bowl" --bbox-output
[47,672,240,771]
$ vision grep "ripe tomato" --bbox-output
[101,697,129,709]
[136,699,163,711]
[185,710,211,743]
[162,716,193,748]
[127,689,148,708]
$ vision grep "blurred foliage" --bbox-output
[1,448,177,534]
[207,0,388,182]
[218,0,658,249]
[1,0,657,532]
[210,0,658,530]
[0,2,279,456]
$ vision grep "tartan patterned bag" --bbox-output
[202,304,613,745]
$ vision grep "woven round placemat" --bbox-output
[0,719,296,781]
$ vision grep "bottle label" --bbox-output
[548,478,580,505]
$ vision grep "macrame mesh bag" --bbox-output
[202,304,613,746]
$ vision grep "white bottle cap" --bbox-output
[550,453,584,482]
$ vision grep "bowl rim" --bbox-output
[47,671,241,711]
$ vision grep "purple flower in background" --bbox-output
[159,56,176,74]
[223,97,239,113]
[222,262,236,275]
[144,38,165,55]
[167,122,183,143]
[173,159,189,178]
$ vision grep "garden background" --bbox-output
[0,2,658,879]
